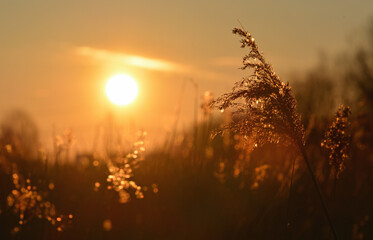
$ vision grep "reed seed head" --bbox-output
[212,28,304,148]
[322,105,351,178]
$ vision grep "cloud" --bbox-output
[75,46,235,83]
[76,46,189,72]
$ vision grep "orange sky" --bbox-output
[1,0,373,152]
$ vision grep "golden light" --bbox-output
[106,74,138,106]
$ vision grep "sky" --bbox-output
[1,0,373,152]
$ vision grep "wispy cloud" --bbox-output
[76,46,236,83]
[76,46,189,72]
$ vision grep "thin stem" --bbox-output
[166,79,186,156]
[286,155,296,239]
[298,143,338,240]
[190,78,199,167]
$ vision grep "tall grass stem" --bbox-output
[298,142,338,240]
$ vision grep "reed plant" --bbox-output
[212,28,352,239]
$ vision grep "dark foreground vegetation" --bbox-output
[1,23,373,239]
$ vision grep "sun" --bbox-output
[106,74,138,106]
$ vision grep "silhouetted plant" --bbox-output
[322,105,351,179]
[105,131,147,203]
[4,145,72,234]
[212,27,343,239]
[213,28,304,149]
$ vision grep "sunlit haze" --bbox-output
[0,0,373,151]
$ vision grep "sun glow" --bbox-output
[106,74,138,106]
